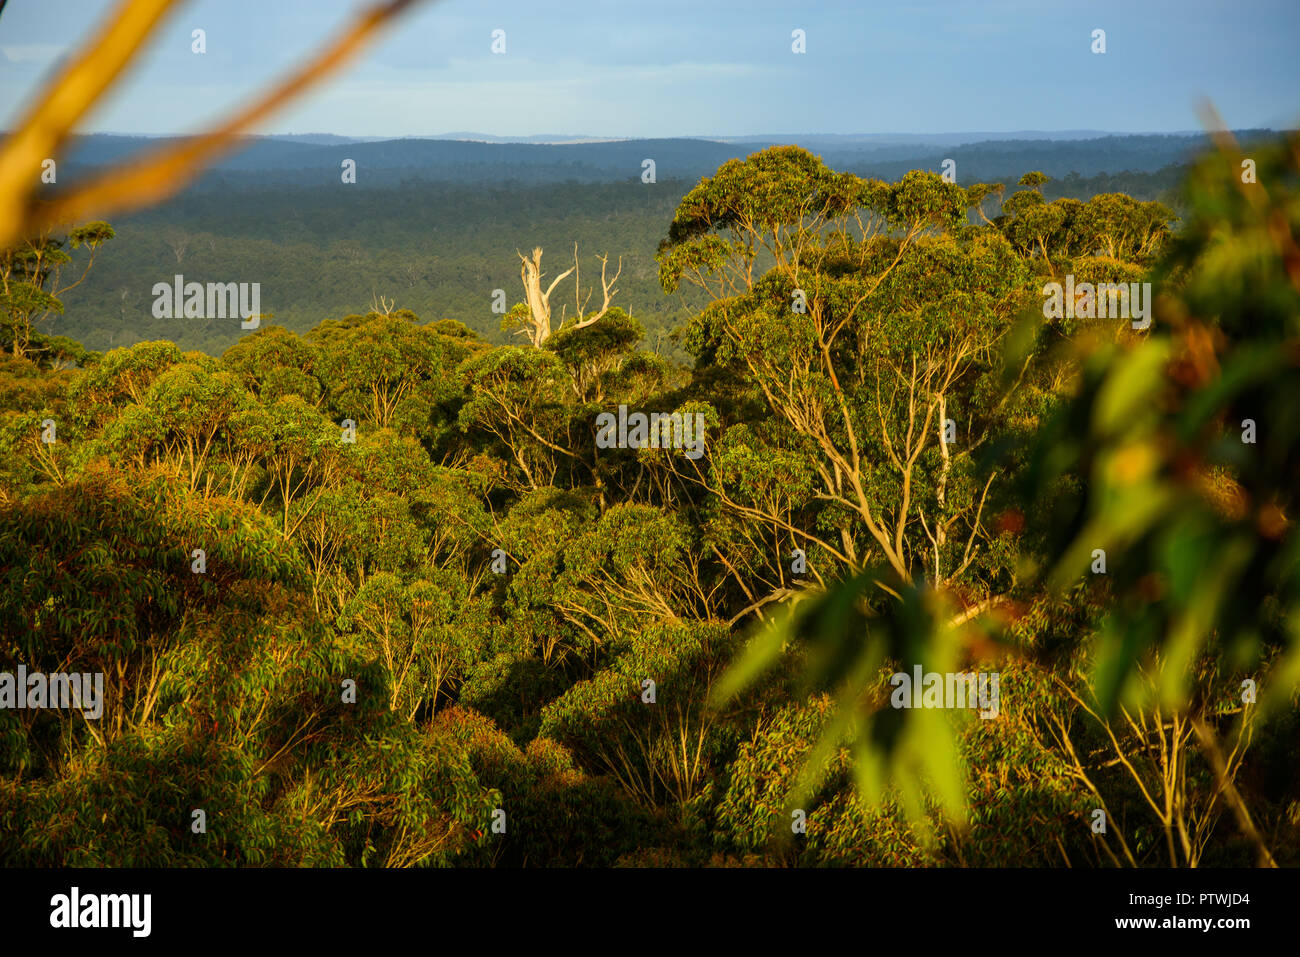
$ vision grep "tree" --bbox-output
[310,312,461,435]
[658,147,1026,595]
[0,222,114,359]
[713,132,1298,860]
[510,245,624,347]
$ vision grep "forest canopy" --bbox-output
[1,135,1297,868]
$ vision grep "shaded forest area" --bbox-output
[2,135,1298,868]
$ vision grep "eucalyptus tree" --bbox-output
[0,222,114,360]
[658,146,1032,605]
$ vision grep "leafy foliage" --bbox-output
[2,141,1296,868]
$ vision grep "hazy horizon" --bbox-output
[36,128,1285,146]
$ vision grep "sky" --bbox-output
[1,0,1297,139]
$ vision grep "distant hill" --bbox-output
[715,130,1122,146]
[44,130,1285,188]
[263,133,381,145]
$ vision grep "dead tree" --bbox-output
[516,244,622,347]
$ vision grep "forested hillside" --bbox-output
[48,149,1190,358]
[58,129,1269,183]
[2,135,1298,868]
[53,179,703,358]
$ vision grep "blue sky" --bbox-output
[1,0,1296,138]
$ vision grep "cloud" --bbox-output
[1,43,66,65]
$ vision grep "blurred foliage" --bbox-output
[712,134,1300,856]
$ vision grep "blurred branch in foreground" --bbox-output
[0,0,429,250]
